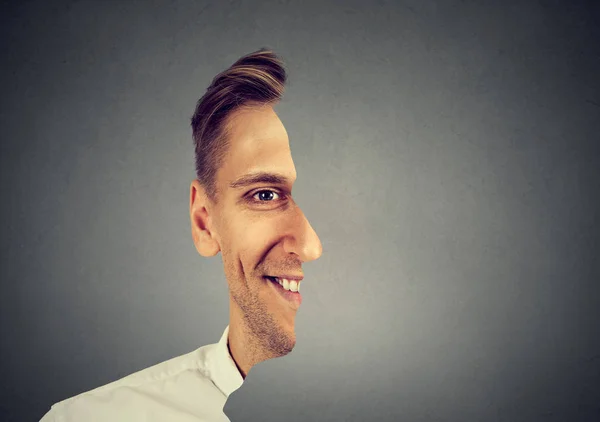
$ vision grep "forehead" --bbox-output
[219,105,297,184]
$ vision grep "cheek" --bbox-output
[239,217,285,268]
[217,202,288,269]
[217,219,256,269]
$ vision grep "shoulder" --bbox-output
[40,343,228,422]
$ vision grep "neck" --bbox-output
[227,300,271,379]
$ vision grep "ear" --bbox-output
[189,179,220,257]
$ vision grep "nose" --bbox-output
[282,204,323,263]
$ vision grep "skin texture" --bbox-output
[189,104,322,378]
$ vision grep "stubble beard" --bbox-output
[231,278,295,359]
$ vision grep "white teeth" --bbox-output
[274,278,301,292]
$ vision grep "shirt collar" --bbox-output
[208,325,244,397]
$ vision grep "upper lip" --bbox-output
[267,275,304,281]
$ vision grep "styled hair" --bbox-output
[191,48,287,201]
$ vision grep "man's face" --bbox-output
[209,105,322,356]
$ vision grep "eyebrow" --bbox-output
[229,172,294,189]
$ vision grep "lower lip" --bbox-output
[266,278,302,309]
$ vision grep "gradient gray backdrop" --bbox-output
[1,1,599,421]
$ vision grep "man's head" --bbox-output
[189,50,322,364]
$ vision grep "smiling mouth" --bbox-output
[264,276,301,293]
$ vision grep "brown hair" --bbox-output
[191,49,287,201]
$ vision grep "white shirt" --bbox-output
[39,326,244,422]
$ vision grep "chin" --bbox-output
[267,326,296,358]
[285,333,297,353]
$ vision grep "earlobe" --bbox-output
[190,180,221,257]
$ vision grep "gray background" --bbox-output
[1,0,599,421]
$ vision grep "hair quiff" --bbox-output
[191,49,287,200]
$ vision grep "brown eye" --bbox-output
[253,190,280,201]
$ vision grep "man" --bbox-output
[40,49,322,421]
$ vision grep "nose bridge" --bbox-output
[284,201,322,262]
